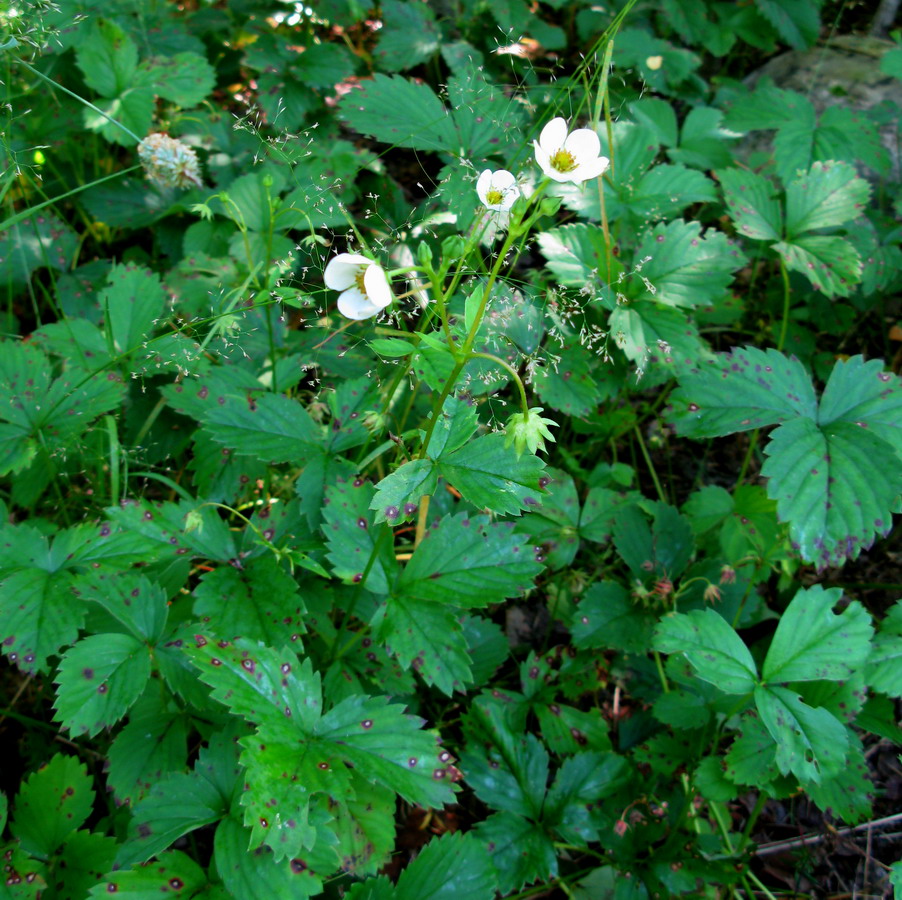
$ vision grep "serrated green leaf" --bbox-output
[0,842,47,897]
[400,513,542,606]
[717,167,782,241]
[87,87,155,146]
[370,459,437,526]
[762,586,872,683]
[395,831,499,900]
[463,731,549,818]
[371,595,471,694]
[106,695,189,807]
[75,20,138,97]
[53,829,118,900]
[693,756,736,802]
[202,391,322,464]
[323,478,398,593]
[514,468,580,570]
[461,615,508,683]
[139,52,215,107]
[89,850,206,898]
[670,346,817,436]
[612,502,694,581]
[867,601,902,696]
[805,735,873,823]
[533,341,605,417]
[213,816,328,898]
[0,213,78,285]
[776,234,864,297]
[54,633,151,737]
[655,609,757,694]
[373,0,438,71]
[545,752,629,842]
[73,570,169,643]
[609,302,706,379]
[193,557,307,644]
[340,74,458,153]
[537,223,620,288]
[121,770,226,865]
[472,811,555,895]
[11,755,95,858]
[755,684,848,783]
[437,433,546,516]
[762,417,902,567]
[756,0,819,49]
[447,66,525,159]
[571,581,653,653]
[425,395,479,460]
[100,263,167,357]
[724,714,779,787]
[0,566,83,673]
[636,220,746,308]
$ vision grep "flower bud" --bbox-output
[504,406,558,457]
[440,235,466,261]
[416,240,434,270]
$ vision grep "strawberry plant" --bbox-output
[1,0,901,896]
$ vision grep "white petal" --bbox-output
[545,166,576,183]
[538,117,568,153]
[476,169,493,204]
[564,127,601,162]
[571,155,610,183]
[337,288,381,320]
[533,141,554,178]
[498,184,520,210]
[325,252,370,290]
[363,264,392,308]
[491,169,517,190]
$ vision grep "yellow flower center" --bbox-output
[550,149,577,173]
[485,188,504,206]
[354,267,368,295]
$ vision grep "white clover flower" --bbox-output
[476,169,520,211]
[137,133,203,190]
[324,252,392,320]
[533,117,609,185]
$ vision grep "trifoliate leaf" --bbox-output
[717,167,782,241]
[424,395,479,460]
[399,513,542,606]
[187,638,454,861]
[54,633,151,737]
[762,585,872,683]
[12,755,95,858]
[756,0,819,48]
[371,595,472,694]
[754,684,848,783]
[463,731,549,818]
[654,609,757,694]
[53,830,118,900]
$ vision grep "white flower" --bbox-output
[324,253,392,320]
[476,169,520,211]
[533,117,609,185]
